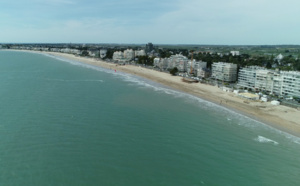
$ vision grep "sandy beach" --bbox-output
[9,50,300,137]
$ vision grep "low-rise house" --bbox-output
[230,51,240,56]
[275,54,284,62]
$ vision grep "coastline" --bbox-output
[5,50,300,137]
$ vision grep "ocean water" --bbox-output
[0,50,300,186]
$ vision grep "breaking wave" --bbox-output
[45,78,104,83]
[255,136,279,145]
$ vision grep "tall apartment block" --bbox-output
[211,62,238,82]
[281,71,300,97]
[238,66,300,98]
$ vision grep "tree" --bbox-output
[158,49,171,58]
[266,61,272,69]
[104,49,114,59]
[169,67,178,76]
[81,50,89,56]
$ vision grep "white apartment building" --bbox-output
[237,66,263,89]
[135,50,146,57]
[238,66,279,92]
[211,62,237,82]
[112,49,142,61]
[153,58,160,67]
[272,73,283,95]
[230,51,240,56]
[154,58,169,70]
[113,51,124,61]
[281,71,300,98]
[168,54,188,72]
[60,48,81,55]
[123,49,135,61]
[238,66,300,98]
[153,54,188,72]
[255,69,276,92]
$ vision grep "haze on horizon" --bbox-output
[1,0,299,45]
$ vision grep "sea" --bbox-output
[0,50,300,186]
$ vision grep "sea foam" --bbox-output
[255,136,279,145]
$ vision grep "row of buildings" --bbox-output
[153,54,239,81]
[237,66,300,98]
[112,49,146,61]
[153,54,210,78]
[154,54,299,98]
[3,45,299,98]
[7,45,108,58]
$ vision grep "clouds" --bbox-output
[147,0,300,44]
[0,0,300,44]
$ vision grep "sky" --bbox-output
[1,0,300,45]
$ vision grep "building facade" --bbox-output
[113,51,124,61]
[168,54,188,72]
[153,54,188,72]
[238,66,300,98]
[211,62,237,82]
[281,71,300,98]
[255,69,275,92]
[237,66,263,89]
[135,50,146,57]
[145,43,154,53]
[123,49,135,61]
[197,68,211,78]
[230,51,240,56]
[186,61,207,74]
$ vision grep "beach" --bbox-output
[12,50,300,137]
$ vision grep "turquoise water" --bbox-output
[0,50,300,185]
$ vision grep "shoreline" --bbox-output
[4,49,300,138]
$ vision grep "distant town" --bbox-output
[1,43,299,107]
